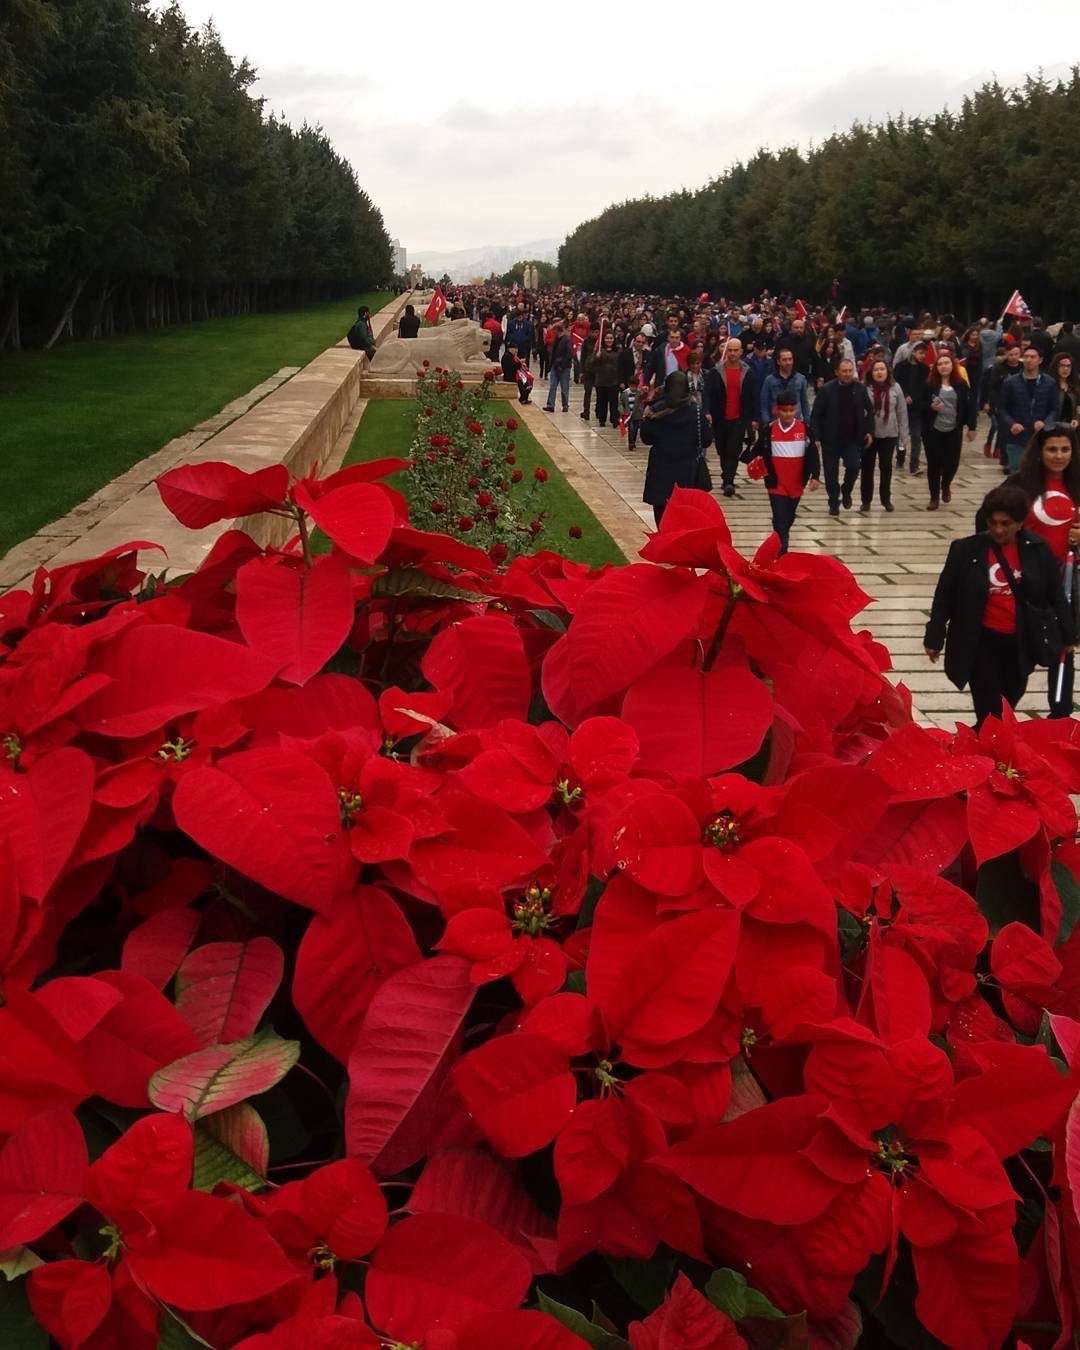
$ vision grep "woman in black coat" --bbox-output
[640,371,714,526]
[925,484,1074,727]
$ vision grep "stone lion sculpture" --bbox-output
[369,318,493,375]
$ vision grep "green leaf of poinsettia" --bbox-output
[192,1121,267,1193]
[149,1030,299,1121]
[535,1290,629,1348]
[705,1268,787,1320]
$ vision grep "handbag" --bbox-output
[989,540,1063,667]
[693,403,713,492]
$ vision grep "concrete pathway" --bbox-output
[519,372,1049,729]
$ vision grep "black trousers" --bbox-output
[595,386,619,425]
[717,419,745,487]
[924,424,962,500]
[538,346,550,378]
[969,626,1027,728]
[768,493,799,554]
[581,376,595,417]
[861,437,895,506]
[652,501,666,527]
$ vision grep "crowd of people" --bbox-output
[426,283,1080,723]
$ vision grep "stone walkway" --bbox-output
[519,373,1051,729]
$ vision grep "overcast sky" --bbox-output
[170,0,1080,255]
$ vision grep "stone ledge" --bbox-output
[2,293,411,590]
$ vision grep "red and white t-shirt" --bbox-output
[984,543,1021,633]
[768,417,810,498]
[1026,473,1076,563]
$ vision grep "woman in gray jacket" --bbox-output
[860,357,909,513]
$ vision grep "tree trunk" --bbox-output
[0,285,22,351]
[89,275,113,339]
[44,276,88,350]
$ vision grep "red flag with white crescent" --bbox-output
[424,288,447,325]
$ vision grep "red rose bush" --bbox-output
[3,470,1080,1348]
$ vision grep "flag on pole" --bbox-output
[926,340,938,367]
[795,299,809,321]
[571,330,585,358]
[618,411,630,438]
[510,281,519,296]
[1002,289,1031,320]
[424,288,447,325]
[836,305,848,324]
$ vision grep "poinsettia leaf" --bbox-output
[201,1102,269,1174]
[294,886,421,1064]
[345,956,474,1175]
[0,1110,87,1249]
[705,1269,787,1321]
[622,655,772,779]
[302,482,396,563]
[235,554,355,685]
[453,1032,577,1158]
[174,938,284,1047]
[541,565,708,726]
[607,1252,677,1314]
[373,566,492,601]
[124,1189,296,1311]
[85,1111,193,1224]
[0,1247,42,1281]
[172,748,343,913]
[157,1307,216,1348]
[299,1158,387,1259]
[157,461,290,528]
[629,1273,746,1350]
[410,1148,556,1270]
[148,1030,299,1120]
[77,623,277,739]
[421,615,532,729]
[536,1290,628,1348]
[121,908,201,990]
[193,1105,269,1194]
[1053,858,1080,945]
[366,1212,532,1340]
[462,1309,601,1349]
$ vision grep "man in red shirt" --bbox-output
[705,337,757,498]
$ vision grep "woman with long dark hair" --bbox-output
[925,483,1074,727]
[920,351,976,510]
[998,425,1080,717]
[1049,352,1080,429]
[640,371,714,526]
[860,358,908,513]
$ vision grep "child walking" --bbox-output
[746,388,820,554]
[618,381,644,449]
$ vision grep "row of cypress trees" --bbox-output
[0,0,392,350]
[558,72,1080,318]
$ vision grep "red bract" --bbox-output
[157,461,290,528]
[10,480,1080,1347]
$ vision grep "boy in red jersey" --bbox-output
[747,389,820,554]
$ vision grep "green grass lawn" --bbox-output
[0,292,390,557]
[329,399,625,568]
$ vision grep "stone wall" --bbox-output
[8,292,410,586]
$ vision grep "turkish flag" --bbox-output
[424,288,447,325]
[795,299,809,321]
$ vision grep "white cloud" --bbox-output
[161,0,1080,251]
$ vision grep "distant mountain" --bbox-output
[411,238,561,282]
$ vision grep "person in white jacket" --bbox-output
[859,358,910,512]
